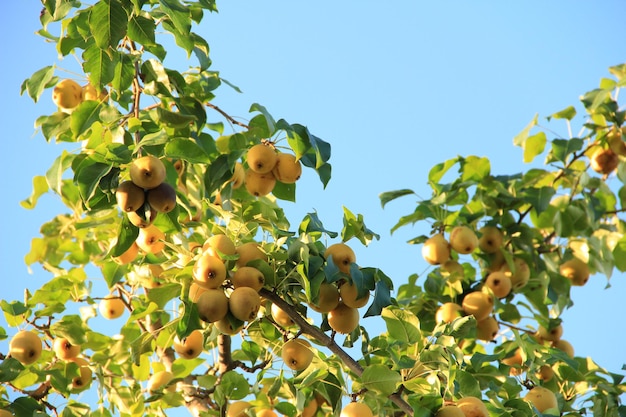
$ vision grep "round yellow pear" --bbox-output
[435,302,463,324]
[129,155,167,189]
[146,182,177,213]
[173,329,204,359]
[231,266,265,291]
[52,79,83,110]
[226,401,252,417]
[450,225,479,254]
[456,396,489,417]
[136,224,166,254]
[478,225,503,253]
[235,241,267,268]
[99,295,125,319]
[327,301,360,334]
[325,243,356,274]
[196,289,229,323]
[193,252,227,289]
[559,257,590,286]
[461,291,494,321]
[590,147,619,174]
[422,233,450,265]
[281,338,314,371]
[524,386,558,413]
[271,303,294,327]
[247,143,278,174]
[475,316,499,341]
[9,330,42,365]
[69,357,92,392]
[116,180,146,212]
[309,282,340,313]
[147,370,176,393]
[229,286,262,322]
[244,169,276,197]
[272,152,302,183]
[340,402,374,417]
[53,337,81,360]
[436,405,465,417]
[83,83,108,101]
[203,234,236,260]
[484,270,512,299]
[339,281,370,308]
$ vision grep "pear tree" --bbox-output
[2,1,626,417]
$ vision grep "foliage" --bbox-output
[2,1,626,417]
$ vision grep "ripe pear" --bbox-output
[327,301,360,334]
[435,302,463,324]
[461,291,494,321]
[301,397,319,417]
[126,209,157,228]
[136,224,166,254]
[272,152,302,183]
[501,257,530,290]
[226,401,252,417]
[0,409,13,417]
[82,83,108,101]
[99,295,125,319]
[9,330,42,365]
[229,162,245,189]
[537,323,563,342]
[229,286,262,321]
[196,289,229,323]
[53,337,81,360]
[193,252,227,289]
[450,225,479,255]
[501,347,524,376]
[146,182,177,213]
[590,147,619,175]
[188,282,208,302]
[309,282,340,313]
[52,79,83,110]
[247,143,278,174]
[69,357,92,392]
[173,329,204,359]
[112,241,140,265]
[340,402,374,417]
[235,241,267,268]
[475,316,499,341]
[214,315,244,335]
[339,281,370,308]
[129,155,166,189]
[270,303,294,327]
[244,169,276,196]
[147,370,176,393]
[281,338,314,371]
[484,270,512,299]
[436,405,465,417]
[256,410,278,417]
[552,339,574,358]
[478,225,503,253]
[116,180,146,212]
[325,242,356,275]
[422,233,450,265]
[456,396,489,417]
[231,266,265,291]
[524,386,558,413]
[441,259,464,282]
[203,234,236,260]
[607,127,626,157]
[559,257,590,286]
[536,364,555,382]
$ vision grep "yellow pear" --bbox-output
[146,182,177,213]
[229,286,262,321]
[524,386,558,413]
[9,330,42,365]
[450,225,479,255]
[461,291,494,321]
[271,303,294,327]
[112,241,140,265]
[501,347,524,376]
[99,295,125,319]
[607,127,626,157]
[339,281,370,308]
[436,405,465,417]
[226,401,252,417]
[325,243,356,275]
[196,289,229,323]
[301,397,319,417]
[536,323,563,342]
[247,143,278,174]
[244,169,276,197]
[590,147,619,174]
[456,396,489,417]
[126,209,157,228]
[340,402,374,417]
[116,180,146,212]
[53,337,81,360]
[214,315,244,335]
[435,302,463,324]
[147,370,176,393]
[475,316,499,341]
[188,282,208,302]
[327,301,360,334]
[272,153,302,183]
[82,83,108,101]
[552,339,574,358]
[309,282,340,313]
[422,233,450,265]
[559,257,590,286]
[203,234,236,260]
[231,266,265,291]
[52,79,83,110]
[193,252,227,289]
[129,155,166,189]
[229,162,245,189]
[478,225,503,253]
[501,257,531,290]
[484,270,512,299]
[69,357,92,392]
[136,224,166,254]
[440,260,464,282]
[173,329,204,359]
[235,241,267,268]
[281,338,314,371]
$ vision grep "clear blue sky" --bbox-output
[1,0,625,407]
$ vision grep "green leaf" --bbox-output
[249,103,276,136]
[513,114,538,147]
[379,189,415,208]
[381,306,421,344]
[73,159,113,207]
[217,371,249,400]
[127,14,156,46]
[70,101,101,138]
[364,279,393,317]
[82,45,116,88]
[272,181,296,202]
[49,315,89,345]
[549,138,584,163]
[548,105,577,121]
[21,66,55,103]
[360,364,402,397]
[164,137,211,164]
[111,53,135,92]
[159,0,191,35]
[0,358,24,383]
[299,212,338,238]
[21,176,50,209]
[523,131,547,163]
[110,215,139,257]
[341,206,380,245]
[428,157,458,184]
[613,236,626,272]
[523,186,556,215]
[460,155,490,182]
[89,0,128,49]
[154,107,196,128]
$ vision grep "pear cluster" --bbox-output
[243,143,302,197]
[113,155,178,263]
[52,335,92,392]
[52,79,108,113]
[589,127,626,176]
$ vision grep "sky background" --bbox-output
[1,0,625,410]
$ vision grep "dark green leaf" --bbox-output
[127,14,155,46]
[82,45,116,88]
[165,137,211,163]
[21,66,55,103]
[360,364,402,397]
[89,0,128,49]
[379,189,415,208]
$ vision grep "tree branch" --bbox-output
[259,289,414,417]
